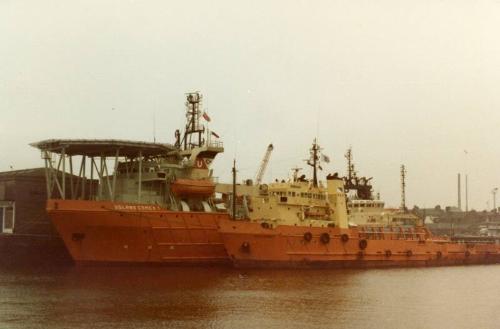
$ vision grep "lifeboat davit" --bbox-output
[171,179,215,196]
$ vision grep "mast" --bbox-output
[400,164,406,213]
[345,147,355,181]
[181,92,204,150]
[232,159,237,219]
[307,139,320,187]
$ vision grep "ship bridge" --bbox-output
[31,139,177,201]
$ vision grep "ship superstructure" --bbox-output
[246,140,347,228]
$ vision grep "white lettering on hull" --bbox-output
[113,204,161,211]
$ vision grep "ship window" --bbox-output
[292,192,296,197]
[308,193,311,198]
[280,196,288,203]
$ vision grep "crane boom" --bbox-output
[255,144,274,184]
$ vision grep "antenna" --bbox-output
[492,188,498,211]
[232,159,237,219]
[153,112,156,143]
[291,166,303,182]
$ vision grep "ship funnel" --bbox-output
[326,177,348,229]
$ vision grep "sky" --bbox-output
[1,0,500,210]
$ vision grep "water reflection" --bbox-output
[1,264,500,329]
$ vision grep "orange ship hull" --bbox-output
[219,219,500,268]
[47,199,230,265]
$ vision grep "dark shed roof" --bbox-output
[0,168,46,180]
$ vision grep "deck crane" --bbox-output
[255,144,274,185]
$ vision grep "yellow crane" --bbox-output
[255,144,274,185]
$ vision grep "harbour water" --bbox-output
[1,264,500,329]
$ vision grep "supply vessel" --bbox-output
[218,140,500,268]
[31,93,231,265]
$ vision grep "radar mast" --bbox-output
[177,92,204,150]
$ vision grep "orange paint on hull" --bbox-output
[219,219,500,269]
[47,199,230,265]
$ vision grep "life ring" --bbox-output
[436,251,442,259]
[320,233,330,244]
[406,250,413,257]
[341,234,349,243]
[240,242,251,253]
[359,239,368,250]
[385,250,392,257]
[303,232,313,242]
[465,250,471,257]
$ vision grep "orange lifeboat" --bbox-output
[170,179,215,197]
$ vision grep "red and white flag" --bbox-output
[202,112,211,122]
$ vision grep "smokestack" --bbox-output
[400,165,406,212]
[465,174,469,213]
[458,173,461,210]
